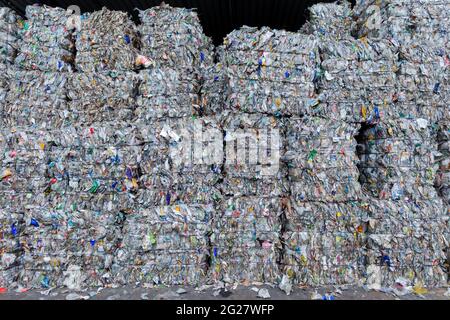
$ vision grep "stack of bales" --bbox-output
[113,4,218,286]
[278,2,370,287]
[358,119,448,288]
[282,116,368,286]
[0,5,76,289]
[44,8,142,288]
[0,128,24,287]
[0,8,22,287]
[352,0,449,288]
[210,26,319,285]
[212,113,286,284]
[365,199,447,288]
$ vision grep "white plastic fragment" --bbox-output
[257,288,271,299]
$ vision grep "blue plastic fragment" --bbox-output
[433,83,440,94]
[30,218,39,227]
[126,167,133,179]
[11,223,17,236]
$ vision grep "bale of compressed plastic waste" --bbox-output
[0,211,23,288]
[201,51,226,116]
[74,7,141,72]
[357,118,440,201]
[0,7,20,68]
[302,1,353,39]
[19,208,122,288]
[353,0,450,45]
[137,5,215,118]
[282,201,368,286]
[222,26,320,116]
[365,199,448,288]
[286,117,362,202]
[135,116,223,207]
[2,69,68,128]
[395,43,449,124]
[67,71,137,124]
[0,71,10,104]
[137,4,213,74]
[436,122,449,205]
[210,196,284,284]
[113,204,213,286]
[219,112,288,198]
[316,38,398,124]
[351,0,449,124]
[135,68,200,119]
[15,5,75,72]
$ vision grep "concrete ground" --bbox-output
[0,284,449,300]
